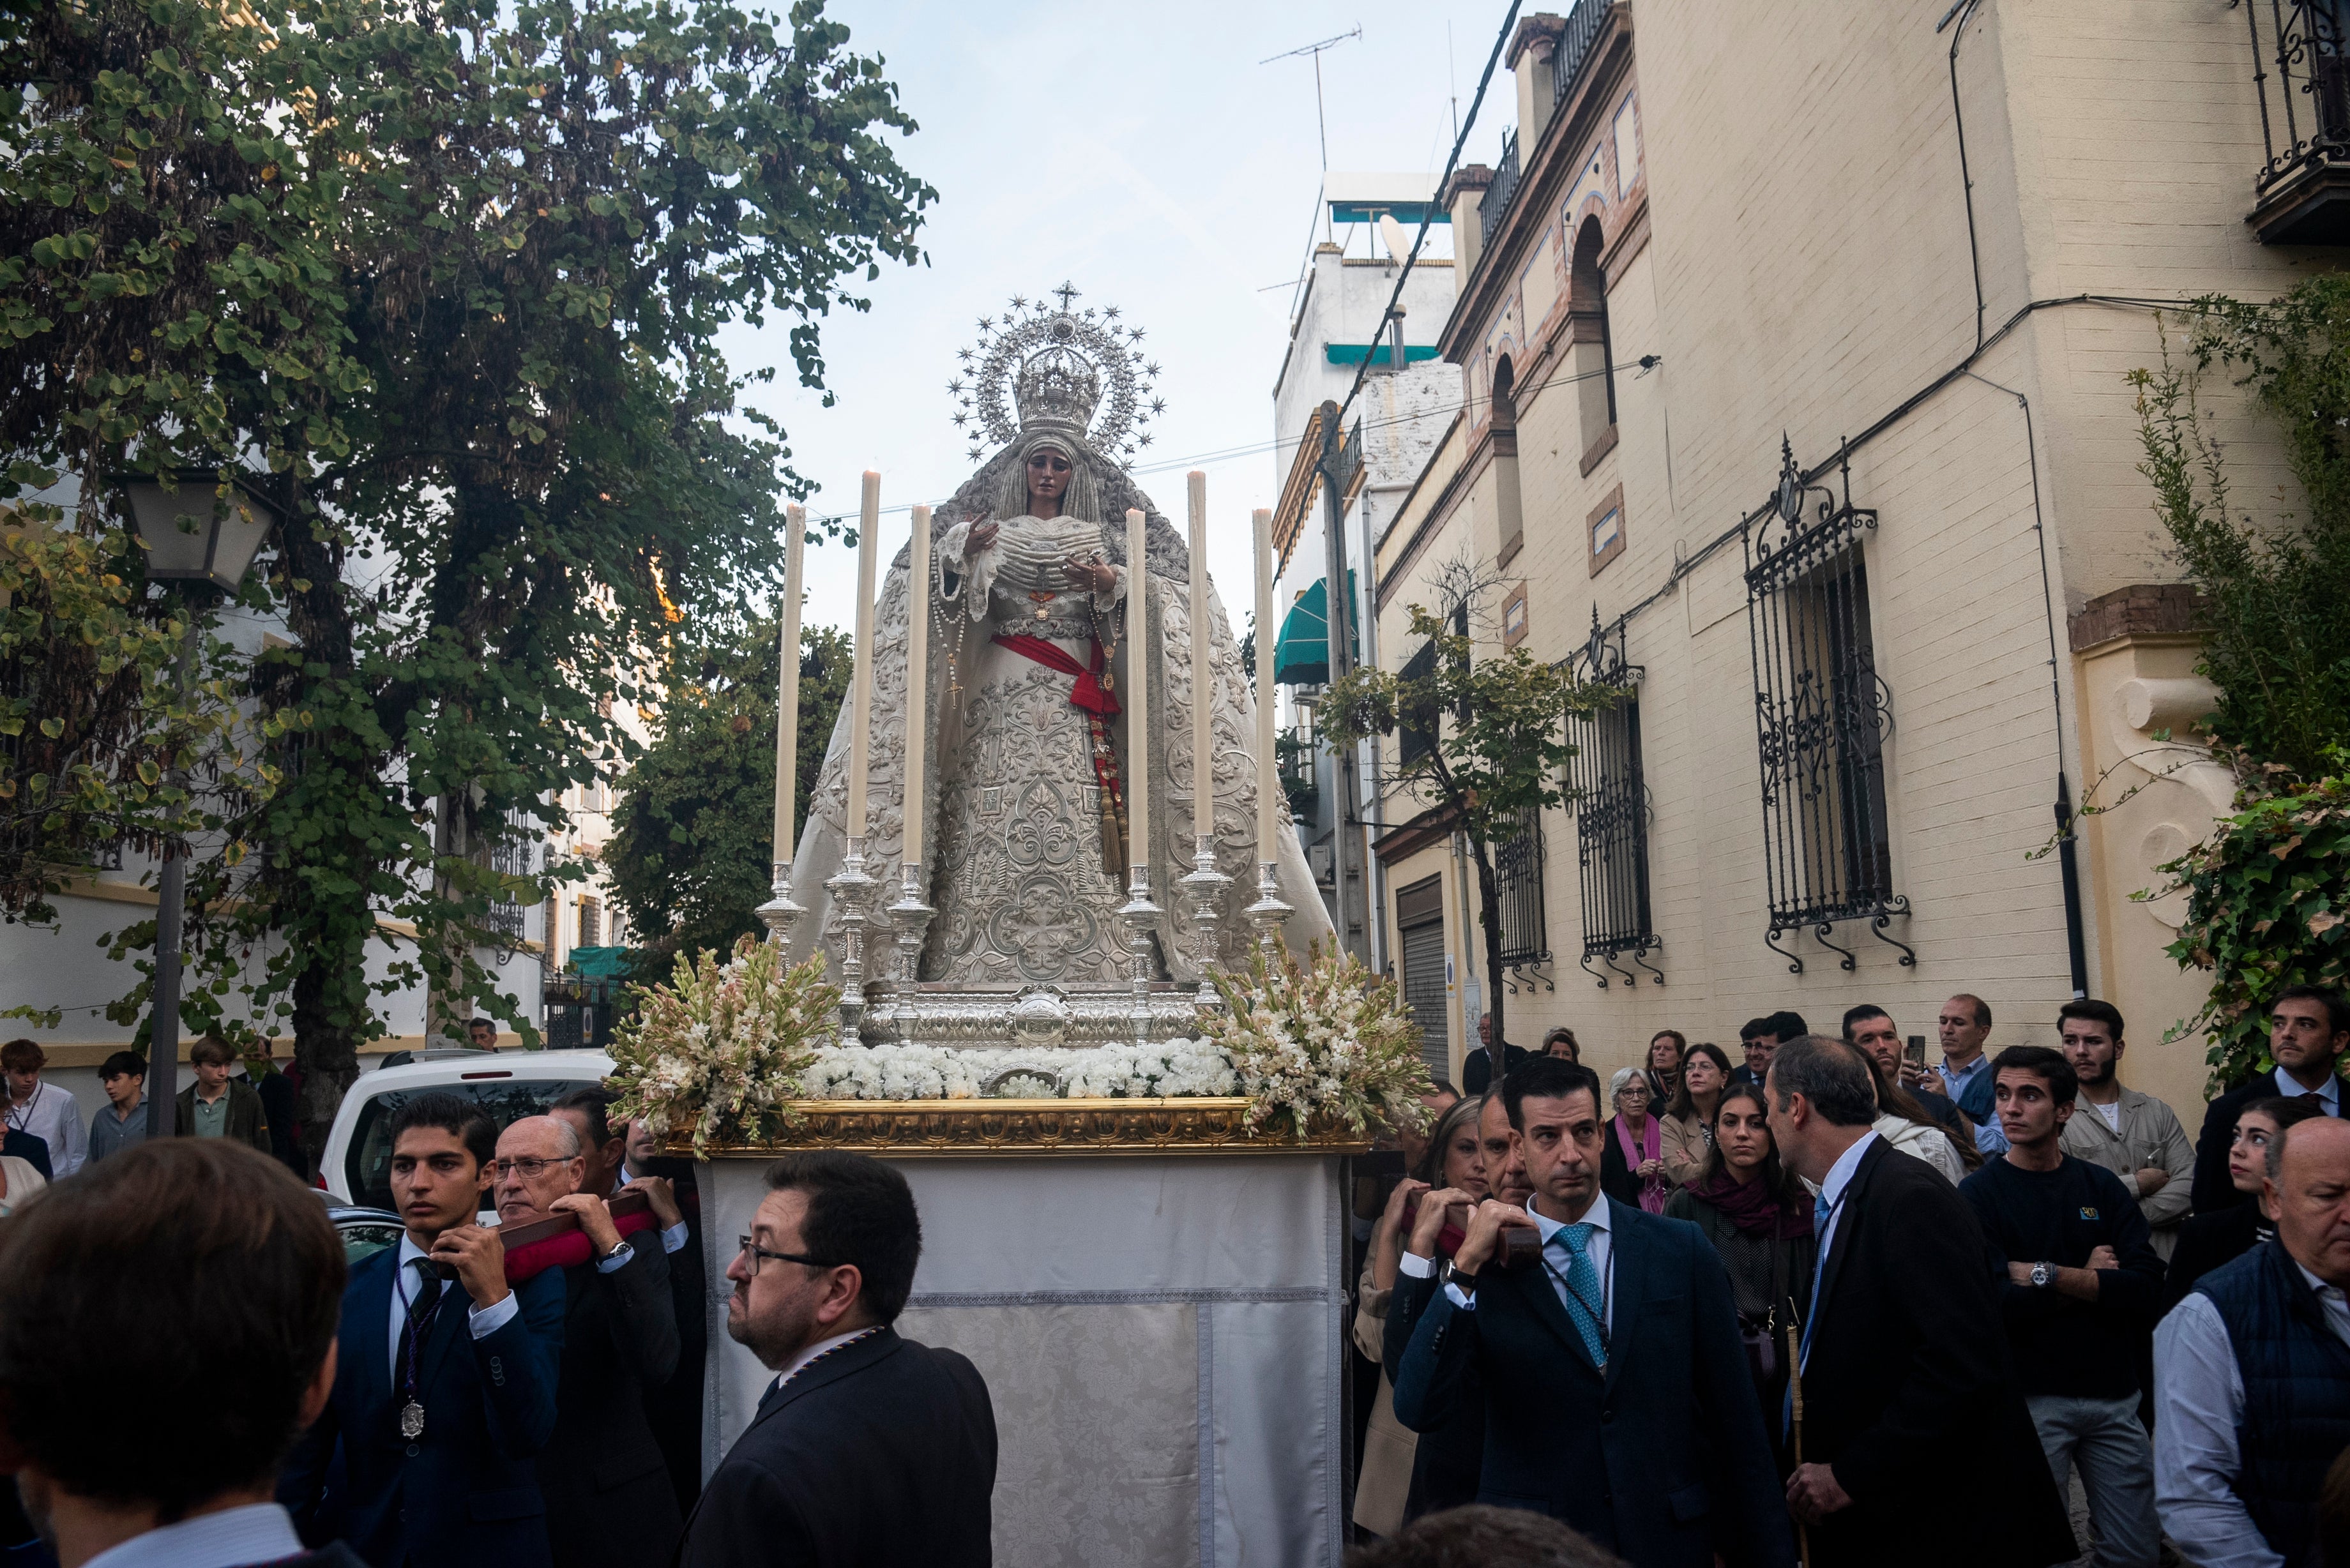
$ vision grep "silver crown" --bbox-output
[947,282,1164,465]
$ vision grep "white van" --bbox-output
[319,1048,612,1207]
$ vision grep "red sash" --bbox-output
[990,633,1120,719]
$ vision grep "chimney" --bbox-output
[1510,15,1568,147]
[1443,164,1497,278]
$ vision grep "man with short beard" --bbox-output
[678,1152,995,1567]
[2054,1000,2192,1262]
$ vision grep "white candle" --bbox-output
[845,471,881,840]
[771,504,807,867]
[1126,506,1149,880]
[1253,508,1277,856]
[903,504,930,869]
[1187,472,1211,844]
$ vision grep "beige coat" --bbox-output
[1351,1265,1416,1537]
[1874,1113,1966,1185]
[0,1154,44,1217]
[1662,1109,1713,1187]
[2059,1086,2195,1260]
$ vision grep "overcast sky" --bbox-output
[722,0,1514,635]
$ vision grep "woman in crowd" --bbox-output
[1665,1082,1815,1468]
[1540,1026,1579,1064]
[1662,1042,1732,1187]
[0,1145,40,1219]
[1600,1067,1672,1212]
[2164,1095,2324,1311]
[1858,1051,1970,1183]
[1354,1096,1487,1538]
[1644,1030,1686,1103]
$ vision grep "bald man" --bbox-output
[494,1117,684,1568]
[2156,1115,2350,1565]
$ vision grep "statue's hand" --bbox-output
[966,519,999,555]
[1065,553,1114,596]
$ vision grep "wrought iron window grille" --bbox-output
[1565,609,1660,988]
[2249,1,2350,195]
[1743,438,1914,975]
[485,831,536,942]
[1492,802,1552,993]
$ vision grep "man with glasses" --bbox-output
[281,1093,565,1568]
[679,1151,996,1568]
[492,1115,684,1568]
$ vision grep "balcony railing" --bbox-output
[2248,0,2350,242]
[1551,0,1611,114]
[1480,128,1522,252]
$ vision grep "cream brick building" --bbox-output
[1363,0,2335,1120]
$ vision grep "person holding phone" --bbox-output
[1355,1097,1488,1537]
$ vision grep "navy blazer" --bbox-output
[281,1246,566,1568]
[1391,1199,1795,1568]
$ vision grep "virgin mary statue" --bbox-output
[780,289,1328,1022]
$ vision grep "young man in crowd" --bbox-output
[1388,1057,1793,1567]
[2157,1114,2350,1564]
[1730,1011,1805,1089]
[2191,984,2349,1213]
[3,1037,86,1177]
[280,1093,564,1568]
[86,1050,149,1164]
[1768,1036,2072,1567]
[1843,1004,1976,1148]
[1961,1045,2164,1568]
[680,1152,996,1567]
[0,1141,358,1568]
[493,1115,684,1568]
[1912,993,2000,1145]
[176,1036,272,1153]
[2055,1000,2194,1261]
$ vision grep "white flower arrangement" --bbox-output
[608,935,1427,1149]
[1204,940,1433,1143]
[606,935,838,1158]
[799,1037,1241,1101]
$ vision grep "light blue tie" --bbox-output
[1547,1223,1607,1367]
[1784,1191,1836,1435]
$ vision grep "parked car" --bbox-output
[322,1200,406,1267]
[320,1047,612,1209]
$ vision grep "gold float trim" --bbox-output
[697,1097,1371,1157]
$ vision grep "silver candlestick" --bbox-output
[1117,864,1164,1047]
[1242,859,1293,959]
[885,859,935,1044]
[1178,832,1231,1010]
[754,859,805,948]
[825,840,880,1048]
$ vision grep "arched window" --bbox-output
[1569,217,1616,462]
[1491,352,1526,564]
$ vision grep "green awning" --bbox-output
[569,945,633,977]
[1273,572,1360,686]
[1324,343,1440,366]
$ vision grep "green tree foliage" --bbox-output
[2128,278,2350,1089]
[2160,746,2347,1089]
[604,618,850,971]
[1321,591,1607,1080]
[3,0,931,1159]
[2130,280,2350,778]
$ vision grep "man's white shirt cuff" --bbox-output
[469,1292,520,1336]
[1398,1251,1437,1279]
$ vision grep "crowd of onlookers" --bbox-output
[1344,985,2350,1568]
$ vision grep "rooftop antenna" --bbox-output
[1261,24,1362,176]
[1447,21,1459,142]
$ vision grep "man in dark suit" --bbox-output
[2189,984,2348,1213]
[0,1140,366,1568]
[492,1113,683,1568]
[1728,1012,1805,1090]
[1768,1036,2073,1568]
[281,1093,565,1568]
[679,1150,996,1568]
[618,1110,709,1514]
[1391,1057,1795,1568]
[1459,1014,1530,1096]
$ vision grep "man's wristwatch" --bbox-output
[2029,1261,2054,1288]
[1441,1260,1478,1299]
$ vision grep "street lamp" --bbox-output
[108,469,277,1145]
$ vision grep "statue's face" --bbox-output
[1026,446,1072,509]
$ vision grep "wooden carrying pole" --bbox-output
[1787,1319,1811,1568]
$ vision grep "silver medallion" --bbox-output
[400,1400,425,1440]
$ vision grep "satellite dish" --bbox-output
[1378,214,1411,264]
